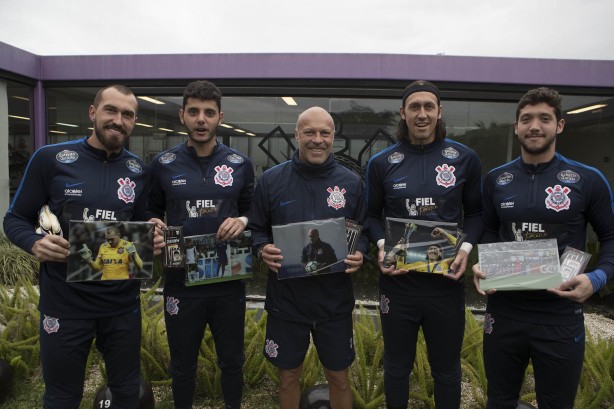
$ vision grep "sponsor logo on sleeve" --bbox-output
[496,172,514,185]
[126,159,142,173]
[159,152,176,164]
[56,150,79,164]
[227,154,244,164]
[387,152,404,164]
[557,170,580,184]
[442,147,459,159]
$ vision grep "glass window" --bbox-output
[5,80,33,200]
[42,85,614,300]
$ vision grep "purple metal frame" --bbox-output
[2,41,614,148]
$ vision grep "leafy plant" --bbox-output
[140,280,171,384]
[0,279,40,380]
[351,304,384,409]
[461,309,487,407]
[0,236,39,285]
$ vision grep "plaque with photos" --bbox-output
[478,238,563,291]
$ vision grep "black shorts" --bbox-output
[263,314,355,371]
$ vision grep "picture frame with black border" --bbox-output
[67,220,155,281]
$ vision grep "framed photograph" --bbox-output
[67,220,155,281]
[164,226,184,268]
[478,238,563,291]
[183,231,252,286]
[384,218,465,275]
[273,217,348,279]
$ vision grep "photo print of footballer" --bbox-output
[272,217,347,279]
[384,218,465,274]
[67,220,154,281]
[183,231,252,286]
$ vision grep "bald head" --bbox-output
[295,107,335,166]
[296,107,334,129]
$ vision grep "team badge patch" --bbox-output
[43,315,60,334]
[380,294,390,314]
[159,152,176,164]
[496,172,514,186]
[483,313,495,334]
[126,159,142,173]
[388,152,404,164]
[442,147,459,159]
[227,154,244,164]
[265,339,279,358]
[435,164,456,188]
[117,177,136,203]
[545,184,571,212]
[56,150,79,164]
[166,296,180,315]
[214,165,234,187]
[326,186,346,210]
[557,170,580,184]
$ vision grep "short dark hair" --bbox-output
[93,85,136,110]
[183,80,222,111]
[516,87,563,122]
[397,80,446,143]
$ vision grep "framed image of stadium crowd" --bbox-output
[67,220,155,281]
[477,238,563,291]
[272,217,351,279]
[384,218,465,275]
[182,231,252,286]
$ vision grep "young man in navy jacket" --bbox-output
[147,80,254,409]
[474,87,614,409]
[366,80,483,409]
[4,85,151,409]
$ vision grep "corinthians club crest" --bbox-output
[327,186,346,210]
[117,177,136,203]
[435,164,456,188]
[545,184,571,212]
[214,165,234,187]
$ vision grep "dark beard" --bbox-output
[187,124,218,146]
[94,124,127,152]
[519,135,556,156]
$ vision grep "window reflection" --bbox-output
[38,86,614,300]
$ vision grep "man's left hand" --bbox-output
[548,274,594,303]
[444,249,468,281]
[217,217,246,241]
[344,251,363,274]
[148,217,167,256]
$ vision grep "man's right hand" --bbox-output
[260,244,283,273]
[31,235,70,263]
[378,247,408,275]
